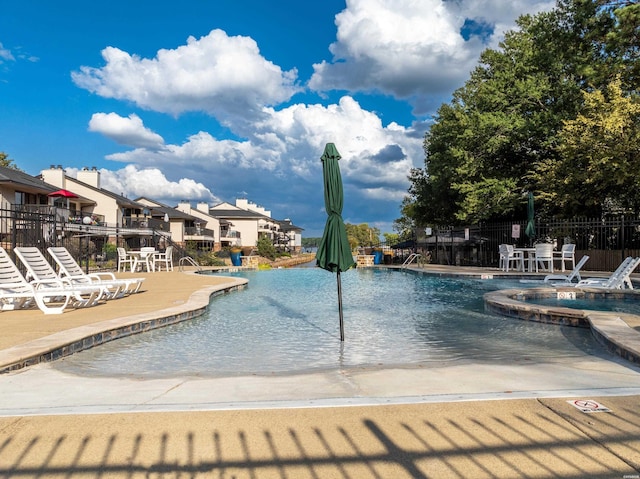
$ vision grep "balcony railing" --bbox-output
[67,211,106,226]
[185,226,214,238]
[14,204,56,214]
[18,206,107,227]
[221,230,241,239]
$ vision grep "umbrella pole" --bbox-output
[337,271,345,341]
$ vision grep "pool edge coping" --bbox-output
[400,264,640,366]
[0,274,248,374]
[484,287,640,365]
[4,265,640,373]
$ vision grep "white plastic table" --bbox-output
[514,247,536,272]
[129,249,156,272]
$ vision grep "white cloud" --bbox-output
[88,113,165,149]
[453,0,556,43]
[80,98,418,235]
[0,43,15,63]
[309,0,555,110]
[256,97,421,194]
[105,131,280,174]
[71,29,301,123]
[65,0,557,234]
[100,96,422,203]
[66,165,219,204]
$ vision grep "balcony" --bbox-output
[1,206,175,247]
[67,211,106,226]
[221,230,240,238]
[64,213,166,237]
[122,217,164,229]
[185,226,215,240]
[220,230,241,246]
[14,204,56,215]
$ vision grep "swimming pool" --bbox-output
[52,268,605,379]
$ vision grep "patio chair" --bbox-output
[534,243,554,273]
[14,247,105,307]
[117,247,134,272]
[153,245,173,271]
[544,255,589,285]
[576,256,640,290]
[0,247,84,314]
[553,244,575,272]
[47,246,144,297]
[498,244,524,272]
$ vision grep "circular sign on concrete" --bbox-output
[568,399,611,413]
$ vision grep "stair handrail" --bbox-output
[401,253,421,269]
[178,255,203,272]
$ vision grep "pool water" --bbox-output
[528,296,640,315]
[52,268,604,379]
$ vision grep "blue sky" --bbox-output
[1,0,555,237]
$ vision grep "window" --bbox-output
[14,191,26,205]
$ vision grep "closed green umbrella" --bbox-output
[525,191,535,244]
[316,143,356,341]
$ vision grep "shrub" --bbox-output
[256,236,277,260]
[195,251,226,266]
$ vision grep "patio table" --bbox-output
[514,247,536,272]
[129,249,156,272]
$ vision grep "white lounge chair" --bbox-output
[544,255,589,285]
[0,247,82,314]
[47,246,145,297]
[14,247,105,307]
[576,256,640,290]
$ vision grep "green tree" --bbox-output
[345,223,380,248]
[540,77,640,215]
[419,4,589,223]
[393,196,418,241]
[383,232,399,245]
[256,235,277,260]
[0,152,21,170]
[591,1,640,89]
[301,237,321,248]
[402,0,639,226]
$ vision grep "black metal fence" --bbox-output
[0,207,183,272]
[1,207,57,250]
[1,207,114,272]
[6,207,640,272]
[414,216,640,271]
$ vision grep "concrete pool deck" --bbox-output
[1,266,640,477]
